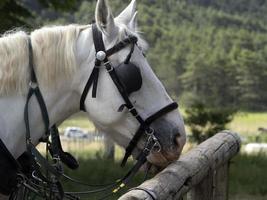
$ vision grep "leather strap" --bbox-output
[121,102,178,167]
[79,24,138,111]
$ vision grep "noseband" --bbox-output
[80,24,178,168]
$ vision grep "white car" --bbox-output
[64,127,88,139]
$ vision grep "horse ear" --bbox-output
[128,11,138,31]
[95,0,117,38]
[115,0,136,25]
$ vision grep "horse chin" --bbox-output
[147,152,172,168]
[131,148,180,173]
[139,153,175,175]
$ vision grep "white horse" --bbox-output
[0,0,186,172]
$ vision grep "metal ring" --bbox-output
[145,127,154,136]
[106,65,114,72]
[32,171,43,183]
[152,142,162,153]
[29,81,38,89]
[104,60,111,66]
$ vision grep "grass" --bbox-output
[58,152,267,200]
[61,151,147,200]
[229,153,267,199]
[59,112,95,132]
[228,112,267,137]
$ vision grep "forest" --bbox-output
[1,0,267,111]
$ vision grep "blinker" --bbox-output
[115,62,142,95]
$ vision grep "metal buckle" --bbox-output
[104,60,111,66]
[52,156,60,163]
[32,171,44,183]
[16,173,26,185]
[29,81,38,89]
[143,147,151,155]
[128,107,139,117]
[145,128,162,153]
[152,141,162,153]
[106,63,114,72]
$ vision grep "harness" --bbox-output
[0,24,178,199]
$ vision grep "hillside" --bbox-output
[3,0,267,111]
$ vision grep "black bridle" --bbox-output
[80,24,178,167]
[9,24,178,200]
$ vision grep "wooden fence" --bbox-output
[119,130,241,200]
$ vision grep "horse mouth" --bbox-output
[146,150,180,169]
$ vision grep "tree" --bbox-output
[0,0,79,33]
[185,101,236,143]
[0,0,31,32]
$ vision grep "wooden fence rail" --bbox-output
[119,130,241,200]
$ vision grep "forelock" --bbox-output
[116,23,148,51]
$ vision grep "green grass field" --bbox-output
[59,111,267,140]
[60,151,267,200]
[57,111,267,199]
[228,112,267,136]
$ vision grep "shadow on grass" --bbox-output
[229,153,267,199]
[62,156,147,200]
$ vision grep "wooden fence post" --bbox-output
[189,168,214,200]
[188,162,229,200]
[119,131,240,200]
[213,162,229,200]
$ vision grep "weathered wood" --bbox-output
[188,162,229,200]
[189,168,214,200]
[119,130,241,200]
[213,162,229,200]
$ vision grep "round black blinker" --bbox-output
[115,62,142,95]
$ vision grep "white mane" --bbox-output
[0,22,147,97]
[0,25,82,96]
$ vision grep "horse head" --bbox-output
[75,0,186,167]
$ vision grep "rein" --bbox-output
[6,24,178,200]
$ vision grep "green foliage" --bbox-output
[1,0,267,111]
[0,0,32,32]
[185,101,235,143]
[0,0,80,33]
[230,153,267,197]
[37,0,78,11]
